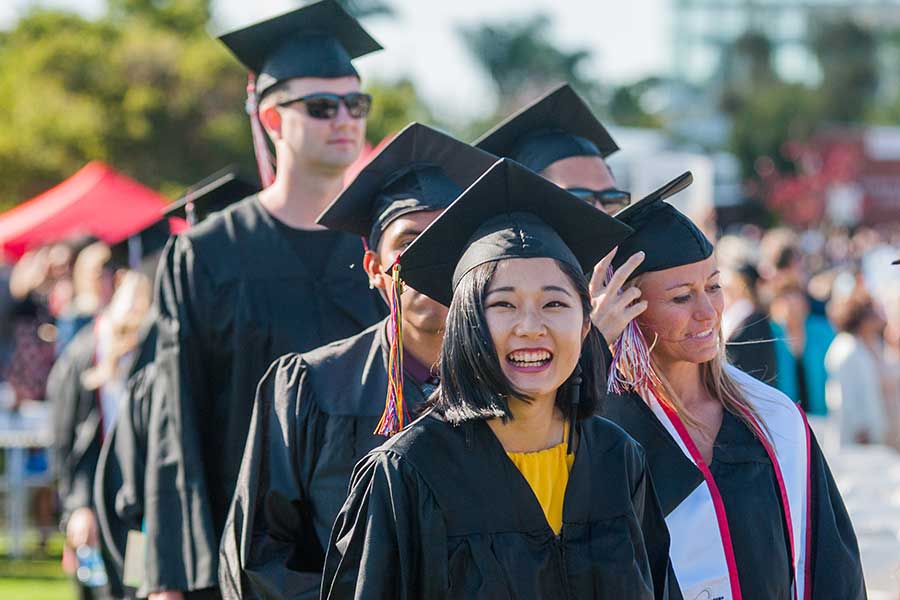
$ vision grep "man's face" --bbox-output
[272,76,366,173]
[367,210,448,335]
[541,155,625,214]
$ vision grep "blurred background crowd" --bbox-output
[0,0,899,598]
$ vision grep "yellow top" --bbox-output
[506,427,575,535]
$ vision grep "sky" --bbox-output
[0,0,671,120]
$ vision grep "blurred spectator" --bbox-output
[769,281,835,415]
[55,241,117,355]
[825,287,888,446]
[760,227,828,316]
[50,268,152,599]
[875,279,900,449]
[5,247,57,407]
[722,262,778,384]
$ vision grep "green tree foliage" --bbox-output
[0,6,252,209]
[458,14,593,112]
[729,82,821,177]
[363,78,431,144]
[608,77,665,129]
[810,19,879,124]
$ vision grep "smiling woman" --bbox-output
[602,174,866,600]
[321,159,681,599]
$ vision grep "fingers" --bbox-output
[594,246,618,278]
[590,247,618,296]
[623,300,648,322]
[606,251,645,294]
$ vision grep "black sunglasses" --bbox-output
[567,187,632,210]
[277,92,373,120]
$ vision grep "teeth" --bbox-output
[692,329,713,339]
[508,350,551,364]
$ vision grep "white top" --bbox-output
[825,332,888,445]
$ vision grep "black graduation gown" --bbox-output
[145,196,386,594]
[603,391,867,600]
[49,325,122,599]
[322,411,680,600]
[219,320,432,600]
[93,323,160,598]
[726,310,778,385]
[50,325,101,529]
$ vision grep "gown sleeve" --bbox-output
[48,332,97,527]
[219,355,323,600]
[808,430,866,599]
[143,236,219,593]
[321,451,448,600]
[630,448,683,600]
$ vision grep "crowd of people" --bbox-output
[1,0,898,598]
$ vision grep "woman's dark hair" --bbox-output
[432,258,605,425]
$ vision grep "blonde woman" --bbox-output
[602,173,864,600]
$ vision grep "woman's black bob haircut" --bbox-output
[431,257,605,424]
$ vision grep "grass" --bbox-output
[0,531,72,600]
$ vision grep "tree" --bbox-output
[458,14,594,113]
[0,8,252,209]
[810,18,879,123]
[363,79,432,145]
[607,77,665,129]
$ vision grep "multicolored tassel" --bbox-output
[246,74,275,189]
[604,265,664,402]
[375,260,409,436]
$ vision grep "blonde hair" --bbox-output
[81,270,152,391]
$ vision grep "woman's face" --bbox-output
[484,258,588,403]
[636,256,724,368]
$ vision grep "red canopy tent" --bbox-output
[0,161,170,261]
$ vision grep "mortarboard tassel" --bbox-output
[375,260,409,436]
[604,264,664,401]
[246,74,276,189]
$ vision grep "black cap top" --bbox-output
[894,258,900,265]
[611,172,713,279]
[317,123,497,251]
[111,218,173,271]
[165,168,260,224]
[217,0,382,98]
[398,159,633,306]
[474,84,618,173]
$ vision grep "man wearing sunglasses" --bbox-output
[476,83,648,354]
[144,3,387,599]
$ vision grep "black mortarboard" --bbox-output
[398,159,633,307]
[110,218,173,273]
[164,168,259,224]
[474,84,618,174]
[611,172,713,279]
[217,0,382,99]
[318,123,496,251]
[894,258,900,265]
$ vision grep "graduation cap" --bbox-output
[217,0,382,99]
[474,84,618,174]
[399,159,633,307]
[165,168,259,225]
[317,123,497,251]
[894,258,900,265]
[111,169,259,273]
[610,172,711,279]
[110,218,176,273]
